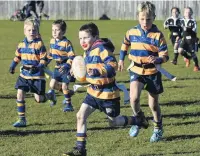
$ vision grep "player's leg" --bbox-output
[171,36,180,65]
[178,39,192,67]
[13,76,29,127]
[13,89,27,127]
[62,83,74,112]
[148,93,163,142]
[63,103,95,156]
[129,75,148,137]
[32,79,56,104]
[145,72,164,142]
[190,41,200,71]
[47,78,58,106]
[105,98,148,128]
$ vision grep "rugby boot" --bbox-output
[13,118,26,127]
[129,111,149,137]
[150,128,164,142]
[63,147,86,156]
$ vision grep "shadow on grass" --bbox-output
[171,151,200,154]
[164,134,200,141]
[0,92,72,99]
[165,120,200,126]
[0,126,127,137]
[140,154,164,156]
[163,111,200,118]
[141,100,200,107]
[165,85,187,89]
[140,151,200,156]
[0,129,77,136]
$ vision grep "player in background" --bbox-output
[9,18,56,127]
[46,19,75,112]
[164,7,182,65]
[178,7,200,71]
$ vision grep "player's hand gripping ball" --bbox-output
[72,56,86,82]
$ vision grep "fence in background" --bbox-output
[1,1,200,20]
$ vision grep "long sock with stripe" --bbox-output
[63,89,72,106]
[16,100,26,120]
[76,133,87,150]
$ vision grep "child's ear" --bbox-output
[154,15,156,20]
[62,31,66,36]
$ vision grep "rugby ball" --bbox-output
[72,56,86,82]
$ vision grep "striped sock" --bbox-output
[16,100,26,120]
[63,89,72,106]
[76,133,87,150]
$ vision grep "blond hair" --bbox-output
[137,1,156,17]
[24,17,40,32]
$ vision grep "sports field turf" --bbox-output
[1,20,200,156]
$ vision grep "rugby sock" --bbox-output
[45,89,54,100]
[76,133,87,150]
[174,51,179,61]
[16,100,26,120]
[153,120,163,129]
[193,57,199,67]
[122,116,138,126]
[63,89,72,106]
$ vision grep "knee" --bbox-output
[17,93,23,101]
[76,112,85,122]
[178,48,183,54]
[62,85,68,91]
[35,96,46,103]
[49,80,56,89]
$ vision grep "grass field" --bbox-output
[1,20,200,156]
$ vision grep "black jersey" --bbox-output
[180,18,197,39]
[164,16,182,36]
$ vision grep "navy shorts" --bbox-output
[83,93,120,117]
[15,76,46,95]
[52,68,70,84]
[129,71,163,95]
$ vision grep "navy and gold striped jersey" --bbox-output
[48,36,75,68]
[13,37,47,79]
[120,24,169,75]
[83,38,120,100]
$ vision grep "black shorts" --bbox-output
[15,76,46,95]
[129,71,163,95]
[179,39,196,53]
[170,35,179,46]
[83,93,120,117]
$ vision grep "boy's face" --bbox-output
[52,24,64,40]
[184,8,192,19]
[138,11,155,31]
[24,25,37,41]
[172,9,179,18]
[79,30,97,51]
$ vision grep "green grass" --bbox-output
[1,20,200,156]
